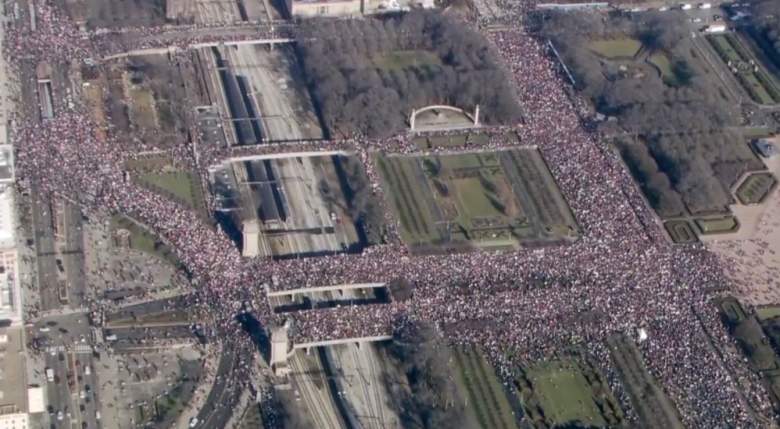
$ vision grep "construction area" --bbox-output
[210,152,374,258]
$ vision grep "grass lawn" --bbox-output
[588,38,642,59]
[742,126,774,139]
[710,34,741,62]
[375,155,442,245]
[453,177,503,220]
[664,220,698,244]
[453,347,518,429]
[758,306,780,321]
[438,152,489,170]
[128,84,158,129]
[378,149,576,251]
[527,361,606,428]
[139,171,199,207]
[709,34,780,104]
[740,73,776,105]
[695,216,739,234]
[736,172,776,205]
[648,53,678,86]
[372,50,442,71]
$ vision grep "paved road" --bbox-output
[32,184,62,311]
[62,202,87,308]
[195,341,240,429]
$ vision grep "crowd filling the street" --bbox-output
[5,0,779,428]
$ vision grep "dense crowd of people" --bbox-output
[4,1,778,428]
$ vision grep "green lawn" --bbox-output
[589,38,642,59]
[695,216,739,234]
[527,361,606,428]
[648,53,678,86]
[709,34,780,104]
[736,173,776,205]
[758,306,780,321]
[453,347,518,429]
[139,171,199,207]
[375,155,442,246]
[453,177,503,219]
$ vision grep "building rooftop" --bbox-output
[0,253,20,325]
[0,146,14,183]
[0,328,27,419]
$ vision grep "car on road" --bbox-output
[46,368,54,382]
[57,410,63,421]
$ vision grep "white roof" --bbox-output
[0,185,15,249]
[27,387,45,414]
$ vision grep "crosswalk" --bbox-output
[46,344,93,354]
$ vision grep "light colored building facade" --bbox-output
[0,145,20,327]
[288,0,433,18]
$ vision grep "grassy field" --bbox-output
[453,347,518,429]
[758,306,780,321]
[589,38,642,59]
[694,216,739,234]
[515,358,624,428]
[527,362,605,427]
[708,33,780,105]
[607,334,684,429]
[648,52,678,86]
[376,148,578,252]
[139,171,201,207]
[736,172,777,205]
[372,50,443,71]
[663,220,698,244]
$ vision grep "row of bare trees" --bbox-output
[296,12,522,137]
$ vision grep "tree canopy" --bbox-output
[296,12,522,138]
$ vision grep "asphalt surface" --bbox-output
[194,341,240,429]
[32,185,61,311]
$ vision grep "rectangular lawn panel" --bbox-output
[709,33,780,105]
[527,361,607,428]
[695,216,739,234]
[588,38,642,59]
[139,171,199,207]
[736,172,777,204]
[648,53,679,86]
[453,347,519,429]
[377,148,579,253]
[757,306,780,321]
